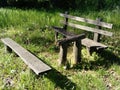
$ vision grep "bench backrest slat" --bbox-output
[60,13,113,29]
[61,21,113,36]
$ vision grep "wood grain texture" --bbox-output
[57,34,85,45]
[81,38,107,49]
[1,38,51,75]
[73,40,81,64]
[61,21,113,36]
[60,13,113,29]
[59,44,68,65]
[93,18,102,42]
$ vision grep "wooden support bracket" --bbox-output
[59,43,68,65]
[58,34,85,65]
[5,45,12,53]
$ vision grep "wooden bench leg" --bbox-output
[86,47,94,56]
[5,45,12,53]
[73,40,81,64]
[86,47,90,55]
[59,44,68,65]
[55,32,58,44]
[5,45,18,56]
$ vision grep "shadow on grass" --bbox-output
[72,50,120,70]
[0,39,75,89]
[45,69,76,90]
[99,50,120,66]
[28,51,76,90]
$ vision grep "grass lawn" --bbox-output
[0,7,120,90]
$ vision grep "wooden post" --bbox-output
[5,45,18,56]
[87,18,102,55]
[94,18,102,42]
[63,11,69,38]
[59,43,68,65]
[57,34,85,65]
[86,47,92,56]
[5,45,12,53]
[54,11,69,44]
[55,32,58,44]
[73,40,81,64]
[63,11,69,30]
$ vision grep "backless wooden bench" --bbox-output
[1,38,51,75]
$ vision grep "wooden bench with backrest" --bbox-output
[53,12,113,65]
[1,38,51,75]
[52,12,86,66]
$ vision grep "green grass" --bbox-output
[0,7,120,90]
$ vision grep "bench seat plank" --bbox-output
[81,38,107,49]
[1,38,51,75]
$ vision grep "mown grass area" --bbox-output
[0,7,120,90]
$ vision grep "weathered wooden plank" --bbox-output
[52,26,75,37]
[60,13,113,29]
[81,38,107,49]
[1,38,51,75]
[55,32,59,44]
[73,40,81,64]
[57,34,85,45]
[93,18,102,42]
[63,12,69,30]
[61,21,113,36]
[59,43,68,65]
